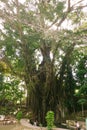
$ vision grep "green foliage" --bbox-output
[79,85,87,96]
[16,111,23,120]
[45,111,54,130]
[0,75,24,107]
[78,98,87,105]
[76,55,87,96]
[68,9,84,24]
[38,1,65,21]
[0,107,8,115]
[55,2,65,17]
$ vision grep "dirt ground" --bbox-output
[0,124,69,130]
[0,119,69,130]
[0,124,32,130]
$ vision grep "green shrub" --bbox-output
[16,111,23,120]
[0,107,7,115]
[45,111,54,130]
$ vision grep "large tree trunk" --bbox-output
[39,41,56,124]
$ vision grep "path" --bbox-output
[20,119,69,130]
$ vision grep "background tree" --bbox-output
[75,54,87,116]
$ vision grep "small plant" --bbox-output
[16,111,23,120]
[45,111,54,130]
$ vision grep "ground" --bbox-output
[0,124,66,130]
[0,119,69,130]
[0,124,32,130]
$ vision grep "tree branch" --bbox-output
[48,1,87,29]
[67,0,71,12]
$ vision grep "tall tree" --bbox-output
[0,0,87,124]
